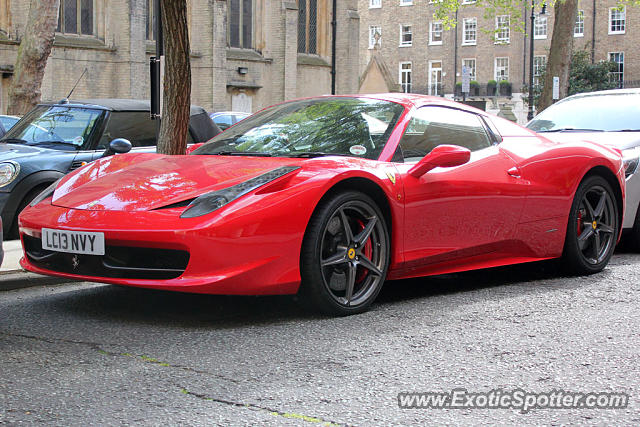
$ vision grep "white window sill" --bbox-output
[461,41,476,46]
[609,30,625,35]
[429,41,443,46]
[574,33,584,38]
[399,44,413,47]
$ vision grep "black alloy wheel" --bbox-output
[300,191,389,315]
[563,175,619,274]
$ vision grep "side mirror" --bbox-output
[408,144,471,178]
[102,138,132,158]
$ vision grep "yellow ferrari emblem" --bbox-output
[592,221,597,230]
[385,171,396,184]
[348,248,356,259]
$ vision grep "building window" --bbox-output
[533,55,546,87]
[399,24,412,47]
[462,0,476,4]
[400,62,412,93]
[574,10,584,37]
[534,16,547,39]
[369,0,381,8]
[57,0,94,35]
[495,15,510,43]
[400,0,413,5]
[609,7,625,34]
[429,21,443,45]
[368,25,381,49]
[609,52,624,88]
[298,0,317,54]
[462,58,476,80]
[462,18,476,45]
[229,0,253,49]
[495,57,509,81]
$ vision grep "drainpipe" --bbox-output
[331,0,337,94]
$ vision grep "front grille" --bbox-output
[23,235,189,280]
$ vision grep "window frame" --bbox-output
[608,52,624,88]
[429,21,443,46]
[495,15,510,44]
[534,16,547,39]
[494,57,509,81]
[609,7,626,35]
[57,0,95,36]
[399,24,413,47]
[533,55,546,87]
[574,10,584,37]
[462,17,477,45]
[368,25,382,49]
[462,58,476,81]
[369,0,382,8]
[399,62,412,93]
[228,0,254,50]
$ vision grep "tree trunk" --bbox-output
[7,0,59,115]
[537,0,578,112]
[157,0,191,155]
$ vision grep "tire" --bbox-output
[300,191,390,316]
[562,175,619,275]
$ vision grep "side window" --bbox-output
[98,112,157,149]
[214,115,234,130]
[397,106,492,162]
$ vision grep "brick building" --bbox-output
[0,0,360,115]
[358,0,638,123]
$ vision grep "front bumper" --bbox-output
[19,202,304,295]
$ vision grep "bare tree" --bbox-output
[537,0,578,111]
[157,0,191,155]
[7,0,60,115]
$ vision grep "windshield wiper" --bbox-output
[614,129,640,132]
[25,141,80,149]
[287,152,335,158]
[537,128,605,133]
[0,138,27,144]
[210,151,272,157]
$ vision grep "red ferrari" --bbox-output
[19,94,624,315]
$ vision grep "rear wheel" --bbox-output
[300,191,389,316]
[562,175,618,274]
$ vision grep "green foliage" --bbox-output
[567,50,618,96]
[499,80,511,87]
[470,80,480,87]
[487,79,497,85]
[523,50,619,107]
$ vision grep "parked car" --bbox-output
[19,94,623,315]
[0,99,221,238]
[209,111,250,131]
[0,115,20,139]
[527,88,640,244]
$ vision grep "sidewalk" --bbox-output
[0,239,70,291]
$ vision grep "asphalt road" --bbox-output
[1,253,639,425]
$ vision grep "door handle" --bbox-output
[507,166,521,178]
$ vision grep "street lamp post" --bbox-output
[528,0,535,121]
[528,1,546,121]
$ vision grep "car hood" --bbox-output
[52,153,305,211]
[0,142,74,161]
[541,132,640,150]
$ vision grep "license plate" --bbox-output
[41,228,105,255]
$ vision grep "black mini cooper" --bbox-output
[0,99,220,238]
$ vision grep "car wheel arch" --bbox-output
[314,177,393,238]
[580,166,624,233]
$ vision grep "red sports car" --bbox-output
[19,94,624,315]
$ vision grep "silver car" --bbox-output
[527,88,640,244]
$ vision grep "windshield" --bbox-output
[527,93,640,132]
[1,105,103,150]
[192,97,405,159]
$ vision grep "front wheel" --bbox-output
[300,191,390,316]
[562,175,619,274]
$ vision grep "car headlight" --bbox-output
[180,166,300,218]
[622,147,640,179]
[29,178,62,207]
[0,161,20,187]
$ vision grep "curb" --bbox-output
[0,271,73,291]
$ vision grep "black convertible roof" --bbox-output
[40,98,208,116]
